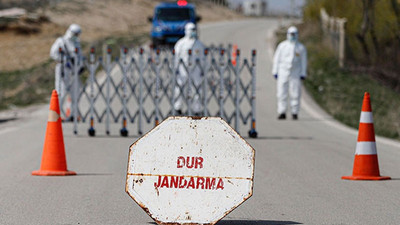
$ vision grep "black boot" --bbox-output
[278,113,286,120]
[292,114,298,120]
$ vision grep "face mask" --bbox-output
[289,33,297,42]
[190,30,197,39]
[71,33,80,42]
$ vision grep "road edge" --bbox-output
[266,23,400,149]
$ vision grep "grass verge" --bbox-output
[0,60,54,110]
[300,23,400,140]
[0,32,148,111]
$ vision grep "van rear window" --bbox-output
[156,8,193,21]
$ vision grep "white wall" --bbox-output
[242,0,264,16]
[228,0,305,17]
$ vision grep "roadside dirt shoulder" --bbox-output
[0,0,243,71]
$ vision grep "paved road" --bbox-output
[0,18,399,225]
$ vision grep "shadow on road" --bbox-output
[149,220,302,225]
[70,134,313,141]
[251,136,313,140]
[218,220,302,225]
[296,118,334,122]
[76,173,113,176]
[69,134,142,139]
[0,117,17,123]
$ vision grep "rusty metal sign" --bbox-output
[126,116,255,225]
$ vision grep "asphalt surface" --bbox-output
[0,18,399,225]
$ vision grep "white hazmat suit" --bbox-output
[174,22,205,115]
[50,24,82,97]
[272,26,307,119]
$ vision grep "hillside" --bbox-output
[300,0,400,139]
[0,0,243,110]
[0,0,242,71]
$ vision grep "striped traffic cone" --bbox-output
[32,90,76,176]
[342,92,390,180]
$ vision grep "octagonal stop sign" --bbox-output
[125,117,255,225]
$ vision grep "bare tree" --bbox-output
[390,0,400,44]
[356,0,379,63]
[369,0,379,56]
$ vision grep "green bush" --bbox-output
[0,33,148,111]
[302,23,400,139]
[304,0,400,67]
[0,60,54,110]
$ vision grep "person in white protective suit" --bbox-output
[50,24,83,98]
[272,26,307,120]
[174,22,206,115]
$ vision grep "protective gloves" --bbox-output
[65,62,72,69]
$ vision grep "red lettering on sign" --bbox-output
[154,176,161,188]
[186,157,195,168]
[216,178,224,190]
[196,177,205,189]
[154,156,223,190]
[153,176,225,190]
[196,157,203,169]
[205,177,216,189]
[160,176,169,188]
[187,177,195,189]
[170,176,179,188]
[177,156,185,168]
[177,156,204,169]
[179,176,187,188]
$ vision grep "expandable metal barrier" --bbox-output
[57,46,258,138]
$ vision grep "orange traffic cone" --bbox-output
[65,95,72,120]
[32,90,76,176]
[342,92,390,180]
[232,44,238,66]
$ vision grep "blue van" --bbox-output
[148,1,201,46]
